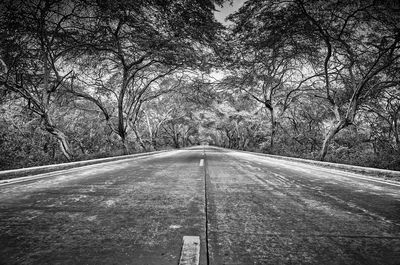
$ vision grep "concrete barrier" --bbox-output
[216,147,400,181]
[0,150,170,180]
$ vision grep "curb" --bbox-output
[0,149,170,181]
[214,147,400,181]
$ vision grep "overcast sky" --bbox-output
[214,0,247,25]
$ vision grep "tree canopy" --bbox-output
[1,0,399,171]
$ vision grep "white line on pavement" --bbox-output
[230,151,400,187]
[179,236,200,265]
[0,151,177,187]
[308,166,400,188]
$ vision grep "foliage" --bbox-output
[1,0,399,171]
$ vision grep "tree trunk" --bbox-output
[319,119,348,161]
[144,111,156,150]
[133,128,147,151]
[78,142,86,154]
[52,143,57,159]
[268,107,276,153]
[118,71,129,155]
[43,115,73,161]
[170,125,180,148]
[173,134,180,148]
[393,116,400,151]
[270,121,276,153]
[226,131,232,148]
[151,138,157,150]
[373,139,378,156]
[121,137,129,155]
[173,137,180,148]
[242,138,249,149]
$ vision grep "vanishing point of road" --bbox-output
[0,146,399,264]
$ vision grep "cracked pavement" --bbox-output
[0,146,399,264]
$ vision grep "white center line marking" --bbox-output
[199,159,204,167]
[179,236,200,265]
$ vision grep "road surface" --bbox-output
[0,146,399,264]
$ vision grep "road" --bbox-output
[0,146,399,264]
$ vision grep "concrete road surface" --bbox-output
[0,146,399,264]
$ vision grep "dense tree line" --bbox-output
[1,0,399,171]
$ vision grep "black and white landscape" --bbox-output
[1,0,399,264]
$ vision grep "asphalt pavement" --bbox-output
[0,146,399,264]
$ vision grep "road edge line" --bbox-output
[0,150,174,186]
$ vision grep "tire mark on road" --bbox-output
[230,158,382,264]
[251,169,400,227]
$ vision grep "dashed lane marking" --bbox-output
[199,159,204,167]
[179,236,200,265]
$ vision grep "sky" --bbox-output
[210,1,247,81]
[214,0,247,25]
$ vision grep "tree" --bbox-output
[130,77,187,151]
[365,86,400,152]
[0,0,83,160]
[225,0,323,153]
[66,0,225,154]
[296,0,400,160]
[228,0,400,160]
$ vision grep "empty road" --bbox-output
[0,147,399,264]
